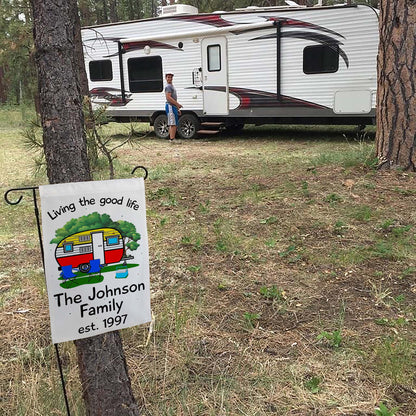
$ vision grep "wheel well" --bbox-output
[151,111,200,126]
[150,111,165,126]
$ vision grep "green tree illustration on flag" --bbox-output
[50,212,141,257]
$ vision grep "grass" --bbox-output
[1,108,416,415]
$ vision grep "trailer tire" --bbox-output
[79,263,91,273]
[154,114,170,139]
[178,114,200,139]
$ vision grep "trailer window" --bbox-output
[89,60,113,81]
[63,243,73,253]
[79,234,90,242]
[79,246,92,254]
[107,236,120,245]
[128,56,163,93]
[207,45,221,72]
[303,45,339,74]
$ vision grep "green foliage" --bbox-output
[317,330,342,348]
[325,193,343,203]
[50,212,113,242]
[301,180,310,197]
[279,244,302,263]
[198,201,210,214]
[181,234,203,251]
[400,266,416,279]
[186,265,201,274]
[149,187,177,207]
[0,1,37,104]
[374,317,409,328]
[374,402,399,416]
[265,238,276,247]
[243,312,260,329]
[333,220,348,235]
[350,205,374,222]
[182,0,289,14]
[50,212,140,252]
[373,336,414,384]
[303,375,322,394]
[259,285,286,302]
[310,140,376,169]
[126,240,139,251]
[260,216,278,225]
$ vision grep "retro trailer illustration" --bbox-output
[50,213,142,287]
[55,227,125,273]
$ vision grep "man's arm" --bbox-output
[166,92,183,110]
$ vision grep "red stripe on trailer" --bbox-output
[104,248,124,264]
[57,253,94,268]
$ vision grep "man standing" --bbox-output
[165,72,183,143]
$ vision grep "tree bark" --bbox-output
[30,0,142,414]
[0,67,7,103]
[74,332,141,415]
[30,0,91,184]
[109,0,119,22]
[376,0,416,171]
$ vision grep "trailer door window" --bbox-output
[207,45,221,72]
[89,60,113,81]
[303,45,339,74]
[128,56,163,93]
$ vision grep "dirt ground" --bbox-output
[1,128,416,415]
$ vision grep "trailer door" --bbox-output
[201,37,229,115]
[92,232,105,263]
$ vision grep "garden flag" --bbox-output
[39,178,151,343]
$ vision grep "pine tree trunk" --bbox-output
[30,0,91,184]
[109,0,119,22]
[376,0,416,171]
[30,0,142,414]
[74,332,141,415]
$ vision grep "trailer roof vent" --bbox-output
[161,4,198,16]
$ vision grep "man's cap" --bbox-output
[165,72,174,76]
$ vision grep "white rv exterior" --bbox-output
[81,3,379,139]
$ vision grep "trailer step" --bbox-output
[200,122,224,127]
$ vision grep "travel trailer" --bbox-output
[82,3,379,139]
[55,228,125,273]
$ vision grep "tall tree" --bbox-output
[0,0,36,103]
[29,0,142,414]
[376,0,416,171]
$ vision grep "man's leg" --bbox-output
[169,125,177,140]
[166,104,178,141]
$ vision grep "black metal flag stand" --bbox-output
[4,166,148,416]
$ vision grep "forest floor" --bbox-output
[1,117,415,415]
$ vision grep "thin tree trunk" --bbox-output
[102,0,109,22]
[0,67,6,103]
[376,0,416,171]
[30,0,142,414]
[109,0,119,22]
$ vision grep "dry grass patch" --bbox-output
[1,120,415,415]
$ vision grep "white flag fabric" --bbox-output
[39,178,151,344]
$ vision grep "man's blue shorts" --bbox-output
[165,104,179,126]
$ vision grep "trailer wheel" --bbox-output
[154,114,169,139]
[178,114,200,139]
[79,263,91,273]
